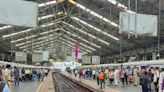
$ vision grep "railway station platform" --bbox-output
[9,71,143,92]
[37,72,55,92]
[61,72,142,92]
[11,72,54,92]
[11,80,40,92]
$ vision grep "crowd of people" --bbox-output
[0,64,49,92]
[69,66,164,92]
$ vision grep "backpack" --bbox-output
[0,82,5,92]
[98,73,104,80]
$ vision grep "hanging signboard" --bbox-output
[119,12,158,36]
[82,55,91,65]
[32,52,43,62]
[0,0,38,27]
[15,51,27,62]
[92,56,100,65]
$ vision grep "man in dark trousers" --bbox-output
[141,71,151,92]
[14,67,20,86]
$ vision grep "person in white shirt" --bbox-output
[114,68,119,86]
[44,69,48,76]
[92,69,96,80]
[82,69,86,78]
[158,68,164,92]
[75,69,78,77]
[154,67,160,92]
[133,67,139,86]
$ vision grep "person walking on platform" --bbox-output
[25,68,30,82]
[74,69,78,78]
[32,69,37,81]
[73,69,76,77]
[148,69,154,92]
[141,71,151,92]
[154,67,160,92]
[0,80,10,92]
[92,69,96,80]
[133,66,139,86]
[37,69,41,81]
[89,68,92,79]
[126,66,133,84]
[3,65,11,87]
[108,69,114,86]
[114,68,119,86]
[21,68,25,82]
[120,68,125,87]
[45,69,48,77]
[79,69,83,78]
[158,68,164,92]
[40,69,45,81]
[96,71,100,85]
[105,68,109,80]
[98,71,105,89]
[82,69,86,79]
[14,67,20,87]
[86,69,89,79]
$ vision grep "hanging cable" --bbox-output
[11,26,14,62]
[157,0,161,59]
[134,0,138,38]
[128,0,131,39]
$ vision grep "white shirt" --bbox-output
[92,70,96,75]
[114,70,118,76]
[159,71,164,84]
[45,70,48,73]
[159,71,164,92]
[75,70,78,74]
[82,70,86,75]
[154,70,160,82]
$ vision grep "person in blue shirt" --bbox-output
[0,81,10,92]
[2,84,10,92]
[95,71,100,85]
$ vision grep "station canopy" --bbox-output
[0,0,163,59]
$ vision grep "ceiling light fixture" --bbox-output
[61,39,92,53]
[107,0,134,13]
[71,17,119,41]
[63,21,109,45]
[61,28,101,48]
[61,38,95,51]
[68,0,118,27]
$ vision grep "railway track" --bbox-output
[53,72,94,92]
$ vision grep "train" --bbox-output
[77,59,164,68]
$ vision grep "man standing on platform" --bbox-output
[133,66,139,86]
[3,65,11,87]
[14,67,20,87]
[114,68,119,86]
[92,69,96,80]
[98,71,105,89]
[158,68,164,92]
[154,67,160,92]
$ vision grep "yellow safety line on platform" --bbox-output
[35,82,43,92]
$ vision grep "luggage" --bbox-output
[128,76,134,82]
